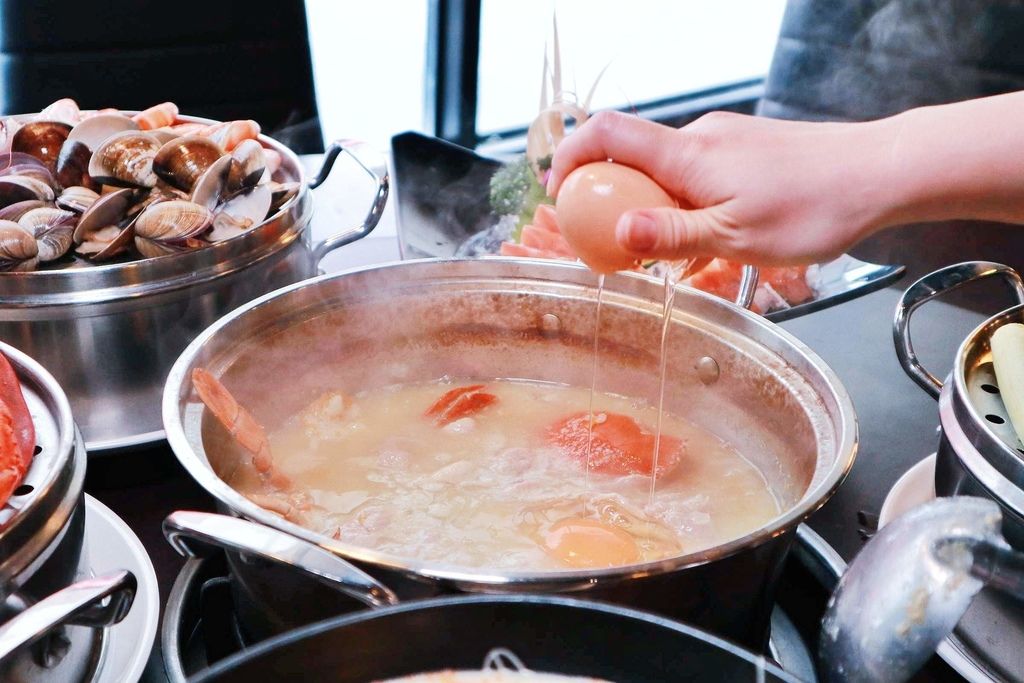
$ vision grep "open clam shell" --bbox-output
[73,188,133,244]
[88,131,161,188]
[66,113,139,151]
[228,139,266,191]
[134,200,212,258]
[56,186,99,214]
[0,220,39,271]
[208,184,272,242]
[11,121,72,172]
[20,207,76,262]
[190,155,232,210]
[75,222,135,261]
[153,135,223,192]
[55,140,96,191]
[0,176,55,208]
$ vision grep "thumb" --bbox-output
[615,207,721,262]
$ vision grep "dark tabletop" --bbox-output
[83,218,1024,682]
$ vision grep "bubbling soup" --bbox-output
[227,378,780,571]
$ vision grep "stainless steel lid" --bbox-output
[0,114,310,307]
[0,341,83,591]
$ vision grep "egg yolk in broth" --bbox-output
[229,379,780,572]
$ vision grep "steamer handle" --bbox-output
[893,261,1024,400]
[0,570,136,663]
[163,511,399,609]
[736,265,759,309]
[308,139,390,264]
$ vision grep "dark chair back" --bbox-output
[758,0,1024,122]
[0,0,322,152]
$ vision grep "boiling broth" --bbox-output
[230,379,780,571]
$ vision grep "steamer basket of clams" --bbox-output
[0,340,136,681]
[0,99,388,454]
[895,261,1024,547]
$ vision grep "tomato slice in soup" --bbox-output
[545,411,683,478]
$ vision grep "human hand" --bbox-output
[547,110,900,267]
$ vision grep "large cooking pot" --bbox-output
[161,258,857,649]
[189,595,801,682]
[894,261,1024,548]
[0,341,135,681]
[0,115,389,454]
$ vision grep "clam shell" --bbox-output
[208,184,272,242]
[228,139,266,190]
[21,207,77,262]
[37,99,80,126]
[0,176,55,207]
[55,140,96,191]
[0,220,39,271]
[12,121,72,171]
[75,223,134,261]
[56,186,100,213]
[134,200,211,242]
[268,181,300,214]
[66,113,138,151]
[190,155,232,210]
[88,131,161,188]
[73,188,133,244]
[153,136,223,192]
[0,199,48,222]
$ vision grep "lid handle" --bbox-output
[163,511,399,608]
[893,261,1024,400]
[307,139,390,264]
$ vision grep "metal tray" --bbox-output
[390,131,905,322]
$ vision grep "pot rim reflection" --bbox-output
[162,257,858,587]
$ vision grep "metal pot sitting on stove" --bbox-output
[0,341,135,681]
[895,261,1024,547]
[159,258,858,650]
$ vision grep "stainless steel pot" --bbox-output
[0,341,135,681]
[0,116,389,454]
[894,261,1024,548]
[160,258,857,649]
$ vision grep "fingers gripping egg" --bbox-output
[555,161,677,274]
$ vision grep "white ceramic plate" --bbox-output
[878,453,936,528]
[85,494,159,683]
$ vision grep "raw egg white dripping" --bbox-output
[555,161,677,274]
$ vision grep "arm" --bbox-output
[546,92,1024,267]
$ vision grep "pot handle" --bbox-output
[736,265,759,309]
[308,139,390,264]
[0,570,136,662]
[163,511,399,608]
[893,261,1024,400]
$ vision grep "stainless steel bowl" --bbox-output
[0,341,135,681]
[895,261,1024,547]
[161,258,857,648]
[0,114,388,454]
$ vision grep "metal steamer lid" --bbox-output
[950,302,1024,493]
[0,342,83,589]
[0,114,311,307]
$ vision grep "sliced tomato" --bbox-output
[0,352,35,506]
[425,385,498,426]
[546,411,683,478]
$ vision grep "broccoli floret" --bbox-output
[489,155,554,241]
[489,155,535,216]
